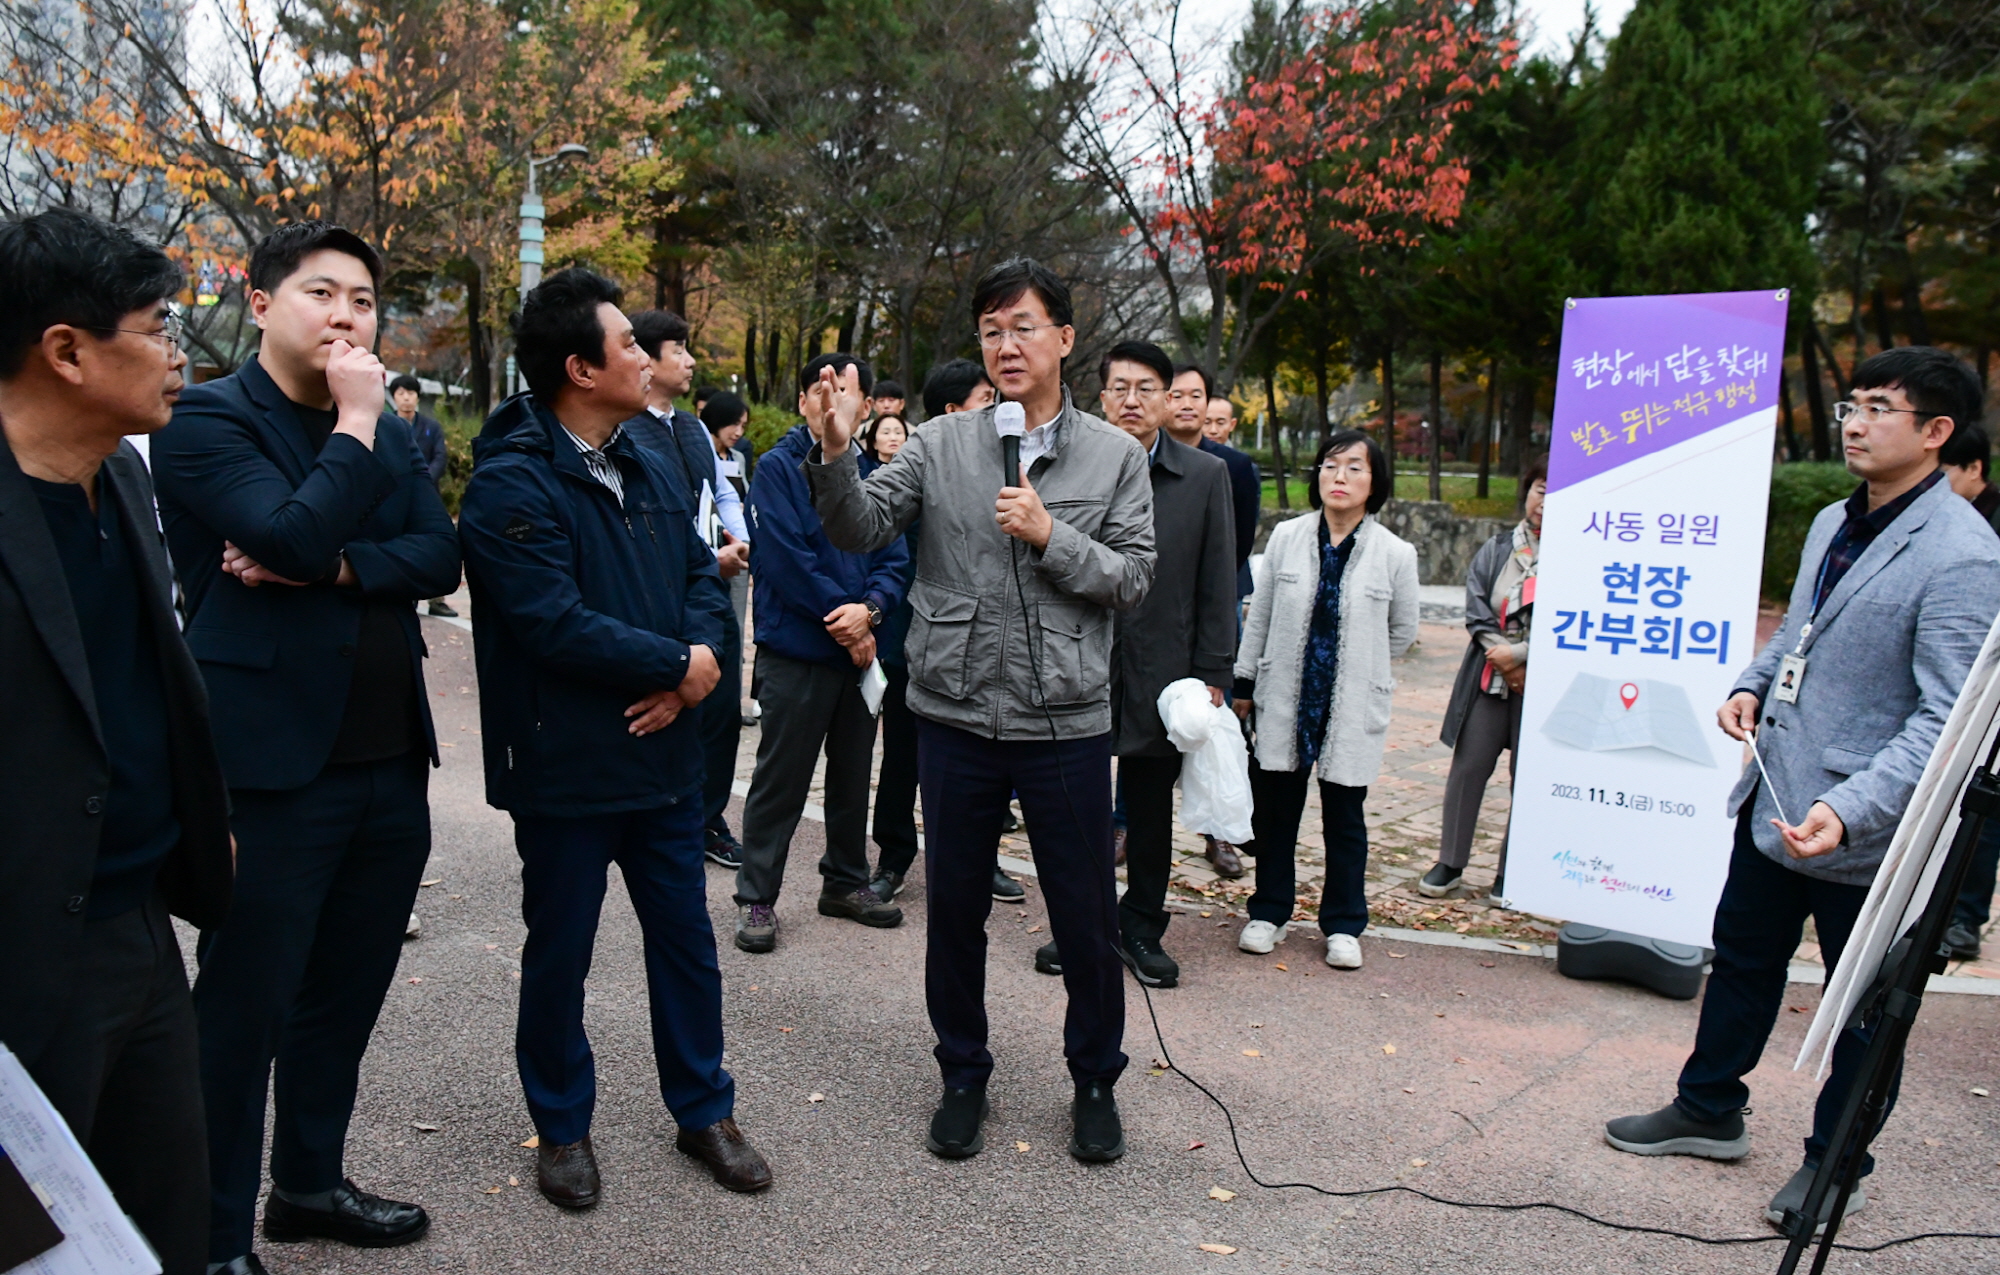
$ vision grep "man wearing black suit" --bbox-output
[623,310,751,871]
[0,209,233,1275]
[153,222,460,1272]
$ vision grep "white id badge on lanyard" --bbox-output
[1774,653,1807,704]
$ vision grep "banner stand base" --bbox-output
[1555,924,1710,1000]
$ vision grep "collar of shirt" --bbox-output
[1840,466,1943,537]
[1146,429,1162,464]
[560,421,627,504]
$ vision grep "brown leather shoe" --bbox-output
[1206,836,1245,879]
[536,1135,600,1209]
[675,1117,772,1192]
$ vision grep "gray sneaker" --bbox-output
[1604,1103,1749,1160]
[817,888,904,928]
[735,903,778,953]
[1764,1163,1866,1233]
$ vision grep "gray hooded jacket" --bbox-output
[804,392,1155,740]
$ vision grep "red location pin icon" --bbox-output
[1619,682,1639,711]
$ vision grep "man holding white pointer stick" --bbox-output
[801,259,1156,1164]
[1605,347,2000,1230]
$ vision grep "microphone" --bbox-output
[995,400,1025,488]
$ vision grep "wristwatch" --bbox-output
[864,601,884,628]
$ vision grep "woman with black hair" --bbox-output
[1419,454,1547,902]
[1231,429,1419,970]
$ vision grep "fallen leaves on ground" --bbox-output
[1387,951,1406,959]
[508,1176,518,1186]
[1402,1087,1417,1094]
[1974,1087,1990,1097]
[1015,1141,1031,1153]
[420,879,442,887]
[1198,1243,1237,1255]
[780,1027,794,1033]
[521,1135,539,1148]
[1273,963,1288,971]
[412,1122,440,1132]
[808,1093,824,1103]
[1188,1140,1206,1150]
[1409,1159,1428,1168]
[1209,1186,1237,1201]
[1382,1044,1396,1055]
[1242,1049,1262,1057]
[483,1185,502,1194]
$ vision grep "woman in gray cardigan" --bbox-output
[1420,454,1546,901]
[1231,430,1420,969]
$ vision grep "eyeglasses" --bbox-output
[1833,400,1934,425]
[1315,461,1370,478]
[975,323,1063,350]
[93,312,184,351]
[1104,382,1163,400]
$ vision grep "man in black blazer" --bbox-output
[153,222,460,1272]
[0,209,233,1275]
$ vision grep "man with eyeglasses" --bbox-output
[801,258,1156,1164]
[155,221,459,1269]
[0,208,233,1275]
[1605,346,2000,1233]
[1027,341,1235,992]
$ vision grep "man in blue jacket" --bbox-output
[153,221,460,1269]
[733,353,911,953]
[460,269,769,1208]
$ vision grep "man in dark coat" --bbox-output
[460,269,770,1209]
[1033,341,1235,989]
[391,373,459,618]
[154,221,460,1269]
[0,208,233,1275]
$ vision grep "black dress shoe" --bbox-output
[1946,922,1983,960]
[675,1117,772,1192]
[536,1135,601,1209]
[1119,933,1180,988]
[212,1257,271,1275]
[1070,1080,1126,1162]
[262,1180,429,1247]
[992,867,1026,902]
[926,1085,989,1159]
[1033,940,1062,976]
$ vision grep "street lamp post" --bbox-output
[507,143,589,396]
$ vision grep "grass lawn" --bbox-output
[1261,470,1518,519]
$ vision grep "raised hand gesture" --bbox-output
[805,362,868,460]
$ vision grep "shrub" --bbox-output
[1763,462,1856,600]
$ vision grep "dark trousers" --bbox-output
[700,604,744,840]
[195,753,430,1261]
[32,896,207,1275]
[1243,764,1371,936]
[513,798,733,1144]
[917,717,1126,1089]
[1116,753,1183,942]
[1676,812,1900,1175]
[735,649,876,905]
[1439,691,1522,873]
[1952,816,2000,931]
[873,662,921,877]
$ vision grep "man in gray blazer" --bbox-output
[1605,347,2000,1230]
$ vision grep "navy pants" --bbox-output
[514,797,734,1144]
[1676,811,1901,1174]
[1244,765,1371,936]
[195,754,430,1262]
[700,604,744,842]
[917,717,1126,1090]
[1951,816,2000,932]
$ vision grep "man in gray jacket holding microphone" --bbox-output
[800,259,1155,1164]
[1605,347,2000,1230]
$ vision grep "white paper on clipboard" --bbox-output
[0,1045,161,1274]
[696,479,720,548]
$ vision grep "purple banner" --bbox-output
[1549,290,1790,493]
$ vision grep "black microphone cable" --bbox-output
[1003,522,2000,1259]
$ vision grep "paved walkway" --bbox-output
[343,612,2000,1274]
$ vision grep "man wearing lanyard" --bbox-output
[625,311,751,871]
[1603,347,2000,1231]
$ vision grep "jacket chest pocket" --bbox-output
[1034,600,1108,706]
[908,586,979,700]
[1043,497,1107,540]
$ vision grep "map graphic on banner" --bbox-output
[1506,289,1787,949]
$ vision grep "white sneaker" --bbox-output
[405,912,421,940]
[1238,920,1288,954]
[1324,933,1363,969]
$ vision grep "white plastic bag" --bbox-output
[1157,677,1254,844]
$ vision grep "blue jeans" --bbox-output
[1676,811,1900,1174]
[513,798,734,1144]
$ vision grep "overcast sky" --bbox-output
[1164,0,1637,60]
